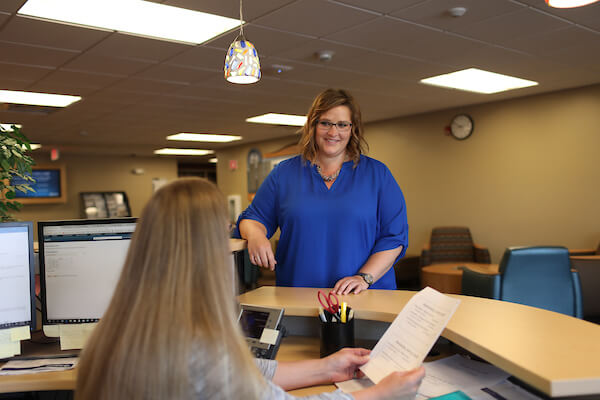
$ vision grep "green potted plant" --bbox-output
[0,124,36,221]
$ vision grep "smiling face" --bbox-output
[315,105,352,161]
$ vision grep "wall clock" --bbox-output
[450,114,474,140]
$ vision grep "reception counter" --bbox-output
[239,286,600,398]
[2,286,600,398]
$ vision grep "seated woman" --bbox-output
[76,178,424,400]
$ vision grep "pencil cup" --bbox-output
[319,317,355,358]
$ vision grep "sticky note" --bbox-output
[0,341,21,359]
[259,328,279,345]
[10,326,31,342]
[43,325,60,337]
[59,323,96,350]
[0,330,11,345]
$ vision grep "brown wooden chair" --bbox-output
[569,241,600,257]
[420,226,490,267]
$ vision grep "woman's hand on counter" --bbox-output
[333,275,369,295]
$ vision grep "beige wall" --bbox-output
[16,154,178,239]
[217,84,600,263]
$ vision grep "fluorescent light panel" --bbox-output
[154,148,214,156]
[167,133,242,143]
[246,113,307,126]
[0,90,81,107]
[420,68,538,94]
[546,0,599,7]
[209,158,218,163]
[29,143,42,150]
[18,0,241,45]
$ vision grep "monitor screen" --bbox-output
[0,222,35,330]
[39,218,136,324]
[12,169,62,198]
[239,309,270,339]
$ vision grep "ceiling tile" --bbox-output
[0,15,111,51]
[63,52,153,76]
[208,25,313,57]
[0,12,10,25]
[447,8,572,47]
[501,26,600,57]
[109,78,189,95]
[517,0,600,30]
[333,0,424,14]
[34,69,122,91]
[253,0,378,37]
[135,64,214,84]
[0,61,54,82]
[0,0,26,13]
[161,0,297,20]
[390,0,524,30]
[0,40,78,67]
[88,33,190,62]
[165,45,227,71]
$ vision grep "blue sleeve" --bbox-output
[233,165,280,239]
[371,166,408,260]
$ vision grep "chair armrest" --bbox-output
[571,270,584,319]
[473,243,491,264]
[569,248,595,256]
[461,267,501,299]
[420,248,432,267]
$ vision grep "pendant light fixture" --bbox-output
[224,0,261,84]
[545,0,598,7]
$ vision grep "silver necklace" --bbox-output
[316,165,341,182]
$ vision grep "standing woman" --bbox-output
[237,89,408,294]
[75,178,423,400]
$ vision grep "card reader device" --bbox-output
[238,304,285,359]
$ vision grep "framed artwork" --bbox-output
[80,191,131,219]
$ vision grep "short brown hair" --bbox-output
[299,88,368,165]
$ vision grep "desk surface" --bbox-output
[239,286,600,398]
[3,286,599,397]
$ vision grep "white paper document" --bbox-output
[0,357,78,375]
[419,355,510,398]
[360,287,461,384]
[336,287,460,393]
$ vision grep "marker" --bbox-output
[318,307,327,322]
[348,309,354,321]
[341,302,347,323]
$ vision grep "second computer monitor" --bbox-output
[38,218,137,325]
[0,221,35,330]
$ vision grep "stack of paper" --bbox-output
[0,326,30,359]
[0,357,78,375]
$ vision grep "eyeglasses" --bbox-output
[316,120,352,132]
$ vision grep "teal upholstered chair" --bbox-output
[420,226,490,267]
[461,246,583,318]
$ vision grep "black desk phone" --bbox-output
[238,304,285,359]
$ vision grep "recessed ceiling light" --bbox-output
[209,158,218,163]
[0,123,23,131]
[18,0,241,45]
[546,0,599,7]
[0,90,81,107]
[154,148,214,156]
[167,133,242,143]
[246,113,307,126]
[420,68,538,94]
[29,143,42,150]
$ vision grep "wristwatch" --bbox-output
[356,272,374,287]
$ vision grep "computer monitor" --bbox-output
[38,218,136,326]
[0,221,35,330]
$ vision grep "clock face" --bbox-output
[450,114,474,140]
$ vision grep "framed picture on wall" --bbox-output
[80,191,131,219]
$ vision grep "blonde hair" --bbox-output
[76,178,264,400]
[299,88,368,165]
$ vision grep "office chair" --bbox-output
[420,226,491,267]
[461,246,583,318]
[569,255,600,323]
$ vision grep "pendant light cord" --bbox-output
[239,0,244,36]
